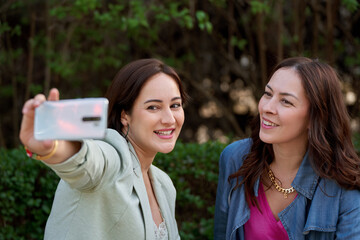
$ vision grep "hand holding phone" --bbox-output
[34,98,108,140]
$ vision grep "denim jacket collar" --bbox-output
[291,151,319,199]
[253,150,319,200]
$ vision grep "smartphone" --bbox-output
[34,98,109,140]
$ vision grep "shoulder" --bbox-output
[317,178,360,200]
[151,165,174,187]
[99,128,132,159]
[219,138,252,169]
[313,178,360,218]
[103,128,127,146]
[339,186,360,207]
[334,186,360,235]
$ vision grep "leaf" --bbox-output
[341,0,359,13]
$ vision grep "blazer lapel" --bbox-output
[129,144,155,240]
[149,167,176,238]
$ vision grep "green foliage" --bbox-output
[0,141,227,239]
[16,0,210,99]
[2,0,209,104]
[341,0,359,13]
[0,147,59,240]
[166,3,194,29]
[353,132,360,154]
[196,10,213,33]
[208,0,227,9]
[0,21,12,34]
[2,0,359,150]
[231,36,248,51]
[0,85,13,98]
[345,52,360,70]
[250,0,271,14]
[156,140,228,239]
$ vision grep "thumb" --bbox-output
[48,88,60,101]
[42,139,55,148]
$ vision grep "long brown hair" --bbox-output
[229,57,360,206]
[105,58,189,134]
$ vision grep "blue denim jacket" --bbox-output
[214,138,360,240]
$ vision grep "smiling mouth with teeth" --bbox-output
[154,130,173,135]
[263,119,278,127]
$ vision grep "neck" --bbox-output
[136,149,155,173]
[127,139,155,173]
[271,141,308,173]
[140,159,153,174]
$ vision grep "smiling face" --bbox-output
[258,67,310,148]
[121,72,185,159]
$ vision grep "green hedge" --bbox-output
[0,147,60,240]
[0,141,227,240]
[156,141,227,239]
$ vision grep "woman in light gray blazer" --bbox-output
[20,59,189,240]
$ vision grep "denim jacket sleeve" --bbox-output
[214,149,231,239]
[214,139,252,240]
[335,187,360,239]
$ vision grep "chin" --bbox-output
[259,133,274,144]
[159,148,175,154]
[158,143,176,154]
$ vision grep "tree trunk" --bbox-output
[0,118,5,148]
[311,0,319,57]
[256,12,267,87]
[276,0,284,61]
[326,0,335,65]
[6,32,19,146]
[228,0,234,56]
[44,1,52,94]
[0,60,5,148]
[294,0,306,54]
[0,15,4,148]
[236,4,258,95]
[25,12,36,100]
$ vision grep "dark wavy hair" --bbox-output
[229,57,360,206]
[105,58,189,134]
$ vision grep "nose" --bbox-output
[259,97,277,115]
[161,108,176,125]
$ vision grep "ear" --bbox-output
[121,110,129,126]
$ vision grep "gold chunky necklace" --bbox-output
[268,168,295,199]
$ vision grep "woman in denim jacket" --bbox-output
[214,57,360,239]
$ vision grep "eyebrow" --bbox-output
[144,97,182,104]
[266,85,299,100]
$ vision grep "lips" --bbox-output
[154,129,174,136]
[262,118,279,127]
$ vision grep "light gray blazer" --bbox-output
[44,129,180,240]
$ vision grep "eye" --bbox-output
[171,103,182,109]
[281,98,294,106]
[147,105,159,110]
[263,91,272,97]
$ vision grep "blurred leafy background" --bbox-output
[1,0,360,239]
[1,0,360,148]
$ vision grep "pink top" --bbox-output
[244,184,289,240]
